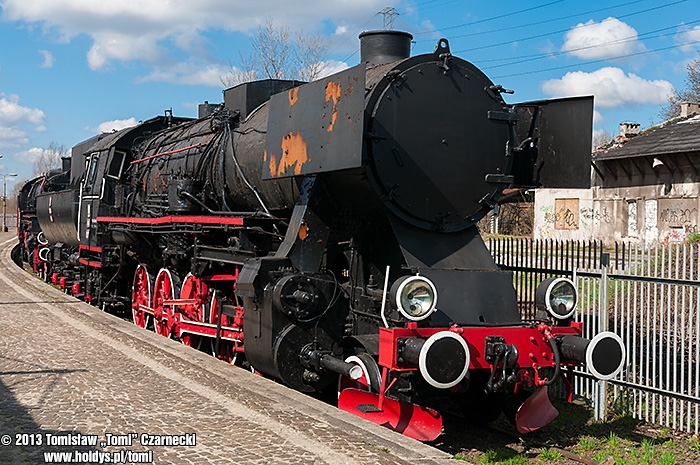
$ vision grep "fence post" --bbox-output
[595,252,610,421]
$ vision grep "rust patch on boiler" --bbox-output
[269,132,309,177]
[325,81,341,132]
[289,87,299,106]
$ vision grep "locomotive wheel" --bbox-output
[153,268,180,338]
[178,274,207,348]
[182,334,204,350]
[208,291,240,364]
[208,287,230,327]
[212,341,239,365]
[131,264,154,330]
[338,353,382,397]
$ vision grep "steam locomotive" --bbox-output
[17,30,625,441]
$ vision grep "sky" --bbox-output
[0,0,699,186]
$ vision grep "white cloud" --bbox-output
[1,0,389,72]
[13,147,45,164]
[0,126,29,149]
[593,110,604,125]
[86,31,166,71]
[677,25,700,52]
[0,94,45,125]
[562,17,643,60]
[137,62,231,87]
[541,67,674,108]
[0,95,44,149]
[682,25,700,41]
[317,60,349,79]
[90,117,138,134]
[39,50,54,68]
[35,125,47,132]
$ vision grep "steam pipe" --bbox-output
[319,355,362,380]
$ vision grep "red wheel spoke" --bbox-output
[179,274,208,348]
[131,264,152,329]
[153,269,179,338]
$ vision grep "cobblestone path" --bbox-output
[0,234,453,465]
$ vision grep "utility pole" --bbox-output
[379,7,399,30]
[2,172,17,232]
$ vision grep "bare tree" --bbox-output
[659,52,700,121]
[222,17,330,87]
[33,141,68,176]
[293,29,330,82]
[593,129,612,149]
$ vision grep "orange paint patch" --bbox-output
[276,131,309,176]
[289,87,299,106]
[268,152,278,177]
[325,81,341,132]
[298,223,309,240]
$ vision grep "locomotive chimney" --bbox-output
[359,30,413,68]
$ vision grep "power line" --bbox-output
[412,0,463,12]
[453,0,688,54]
[327,12,379,60]
[490,38,700,79]
[481,19,700,70]
[413,0,566,35]
[414,0,648,44]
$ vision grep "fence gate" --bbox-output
[490,237,700,434]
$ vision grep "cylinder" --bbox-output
[557,335,589,362]
[399,331,470,389]
[359,30,413,68]
[399,337,425,365]
[557,332,626,381]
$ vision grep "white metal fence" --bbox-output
[490,238,700,434]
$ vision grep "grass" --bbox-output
[478,448,528,465]
[688,437,700,451]
[659,451,677,465]
[538,448,562,461]
[576,436,598,451]
[606,431,621,448]
[448,397,699,465]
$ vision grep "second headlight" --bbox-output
[535,276,578,320]
[390,275,438,321]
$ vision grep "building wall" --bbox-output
[534,182,700,246]
[533,188,594,241]
[588,148,700,246]
[592,182,700,246]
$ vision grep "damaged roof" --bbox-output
[594,114,700,160]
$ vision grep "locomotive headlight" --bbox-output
[390,275,438,321]
[536,277,577,319]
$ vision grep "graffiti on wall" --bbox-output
[645,199,658,243]
[657,199,698,235]
[628,201,637,237]
[540,199,610,236]
[658,206,697,231]
[580,207,611,224]
[553,199,579,230]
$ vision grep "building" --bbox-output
[534,102,700,245]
